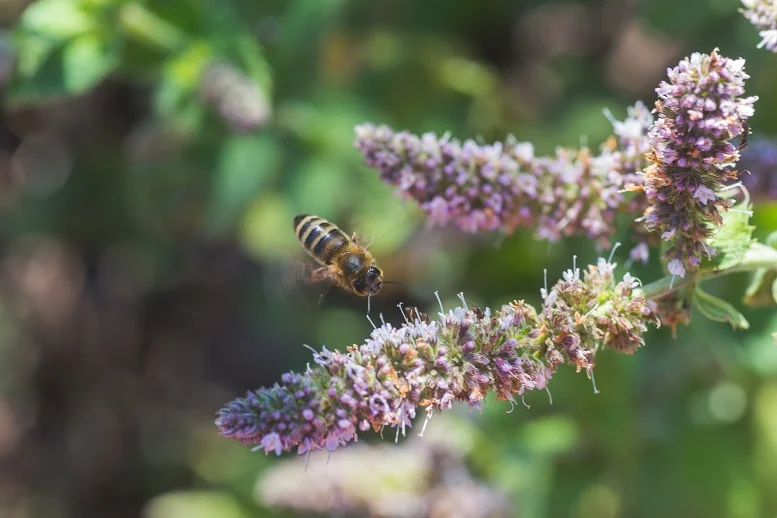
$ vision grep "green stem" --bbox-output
[638,243,777,300]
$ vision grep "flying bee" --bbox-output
[294,214,387,312]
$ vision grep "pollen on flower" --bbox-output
[215,258,658,455]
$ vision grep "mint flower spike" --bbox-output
[354,102,653,251]
[741,0,777,52]
[199,61,271,132]
[215,257,659,456]
[644,49,758,278]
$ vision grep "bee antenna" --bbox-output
[382,280,405,285]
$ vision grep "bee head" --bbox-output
[353,265,383,296]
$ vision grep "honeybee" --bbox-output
[293,214,385,310]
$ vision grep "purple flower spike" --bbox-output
[644,49,758,276]
[216,258,658,455]
[199,61,271,132]
[741,0,777,52]
[355,106,653,250]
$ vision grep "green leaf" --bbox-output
[20,0,95,40]
[693,284,750,330]
[206,134,281,233]
[742,230,777,308]
[705,201,755,272]
[236,33,272,93]
[743,269,777,307]
[62,33,117,93]
[6,46,67,103]
[154,42,212,115]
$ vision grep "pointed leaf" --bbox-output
[62,33,117,93]
[705,201,755,272]
[20,0,95,40]
[693,284,750,330]
[743,269,777,307]
[742,230,777,308]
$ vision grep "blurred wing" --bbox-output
[263,259,334,309]
[351,231,375,249]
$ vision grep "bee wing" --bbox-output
[351,231,375,249]
[263,259,335,309]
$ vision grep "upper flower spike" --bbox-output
[741,0,777,52]
[354,104,652,250]
[644,49,758,277]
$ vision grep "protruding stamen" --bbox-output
[521,395,530,409]
[720,181,743,192]
[418,409,433,437]
[669,275,676,290]
[584,303,600,318]
[543,269,548,295]
[457,292,468,309]
[608,242,622,263]
[506,399,515,414]
[305,450,311,471]
[434,291,445,314]
[602,107,617,125]
[546,386,553,405]
[379,312,386,326]
[587,366,600,394]
[302,343,318,354]
[366,314,377,330]
[398,302,409,324]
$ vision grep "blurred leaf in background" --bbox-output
[0,0,776,517]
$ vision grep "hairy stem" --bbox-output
[638,242,777,299]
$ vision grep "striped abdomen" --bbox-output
[294,215,349,266]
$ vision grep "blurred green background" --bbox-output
[0,0,776,517]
